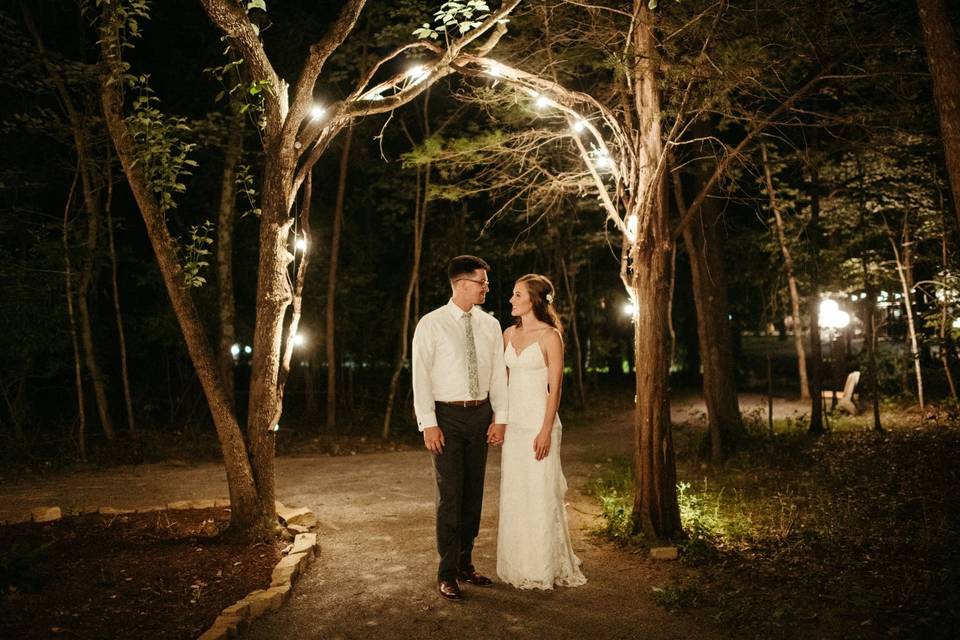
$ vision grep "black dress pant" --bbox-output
[432,401,492,582]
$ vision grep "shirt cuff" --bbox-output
[418,413,438,432]
[493,412,508,425]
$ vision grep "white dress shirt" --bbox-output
[412,300,509,431]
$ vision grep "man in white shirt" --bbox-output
[412,255,508,601]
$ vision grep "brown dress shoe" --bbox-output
[438,579,463,600]
[457,568,493,586]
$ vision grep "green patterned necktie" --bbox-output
[462,312,480,399]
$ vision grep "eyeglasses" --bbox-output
[458,277,490,289]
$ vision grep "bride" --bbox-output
[497,274,586,590]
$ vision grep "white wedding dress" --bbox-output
[496,341,586,590]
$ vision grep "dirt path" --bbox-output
[0,394,810,639]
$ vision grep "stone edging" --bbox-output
[197,501,319,640]
[2,500,319,640]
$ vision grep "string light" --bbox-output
[571,119,586,133]
[625,215,637,243]
[406,65,431,85]
[310,104,326,121]
[292,333,306,347]
[623,303,636,317]
[295,237,307,252]
[534,94,553,109]
[230,343,241,357]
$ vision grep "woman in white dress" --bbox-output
[496,274,586,590]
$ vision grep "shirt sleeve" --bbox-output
[488,320,509,424]
[411,316,438,431]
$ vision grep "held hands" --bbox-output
[423,426,445,454]
[487,423,506,446]
[533,429,551,461]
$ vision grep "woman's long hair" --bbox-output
[514,274,563,337]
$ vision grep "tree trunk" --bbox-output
[887,224,925,409]
[99,15,262,533]
[762,144,810,400]
[326,126,353,434]
[25,3,115,442]
[917,0,960,231]
[75,194,115,442]
[384,162,428,439]
[631,231,682,540]
[628,3,682,540]
[217,99,245,407]
[675,160,744,465]
[63,167,87,460]
[104,158,136,435]
[807,163,825,436]
[559,255,585,409]
[939,198,957,398]
[858,160,883,432]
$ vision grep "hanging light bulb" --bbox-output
[310,104,326,121]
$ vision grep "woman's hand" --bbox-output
[533,429,551,461]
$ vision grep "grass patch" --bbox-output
[589,422,960,639]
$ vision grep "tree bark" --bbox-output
[762,144,810,400]
[104,158,136,435]
[325,127,353,434]
[917,0,960,231]
[559,255,586,409]
[807,164,825,436]
[886,220,925,409]
[675,156,744,465]
[217,99,245,407]
[98,8,262,532]
[384,162,428,439]
[628,3,682,540]
[24,2,115,441]
[63,166,87,460]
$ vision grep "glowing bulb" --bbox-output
[230,343,241,357]
[406,65,430,85]
[292,333,305,347]
[623,303,636,317]
[819,299,839,316]
[310,104,326,121]
[571,119,586,133]
[534,94,553,109]
[295,237,307,252]
[244,345,252,355]
[626,215,638,243]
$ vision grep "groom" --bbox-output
[412,255,508,601]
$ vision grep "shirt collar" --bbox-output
[446,299,479,319]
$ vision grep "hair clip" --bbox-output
[546,293,554,304]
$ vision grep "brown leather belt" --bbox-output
[436,397,489,408]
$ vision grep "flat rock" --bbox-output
[31,506,62,522]
[291,532,317,556]
[99,506,135,515]
[650,546,679,560]
[240,589,274,618]
[277,506,317,528]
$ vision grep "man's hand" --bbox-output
[423,426,445,454]
[487,423,506,446]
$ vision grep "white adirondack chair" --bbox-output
[822,371,860,414]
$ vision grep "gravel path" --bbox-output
[0,392,809,638]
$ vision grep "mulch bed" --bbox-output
[0,507,280,640]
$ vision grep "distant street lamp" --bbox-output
[819,298,852,410]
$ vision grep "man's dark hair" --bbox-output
[447,255,490,282]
